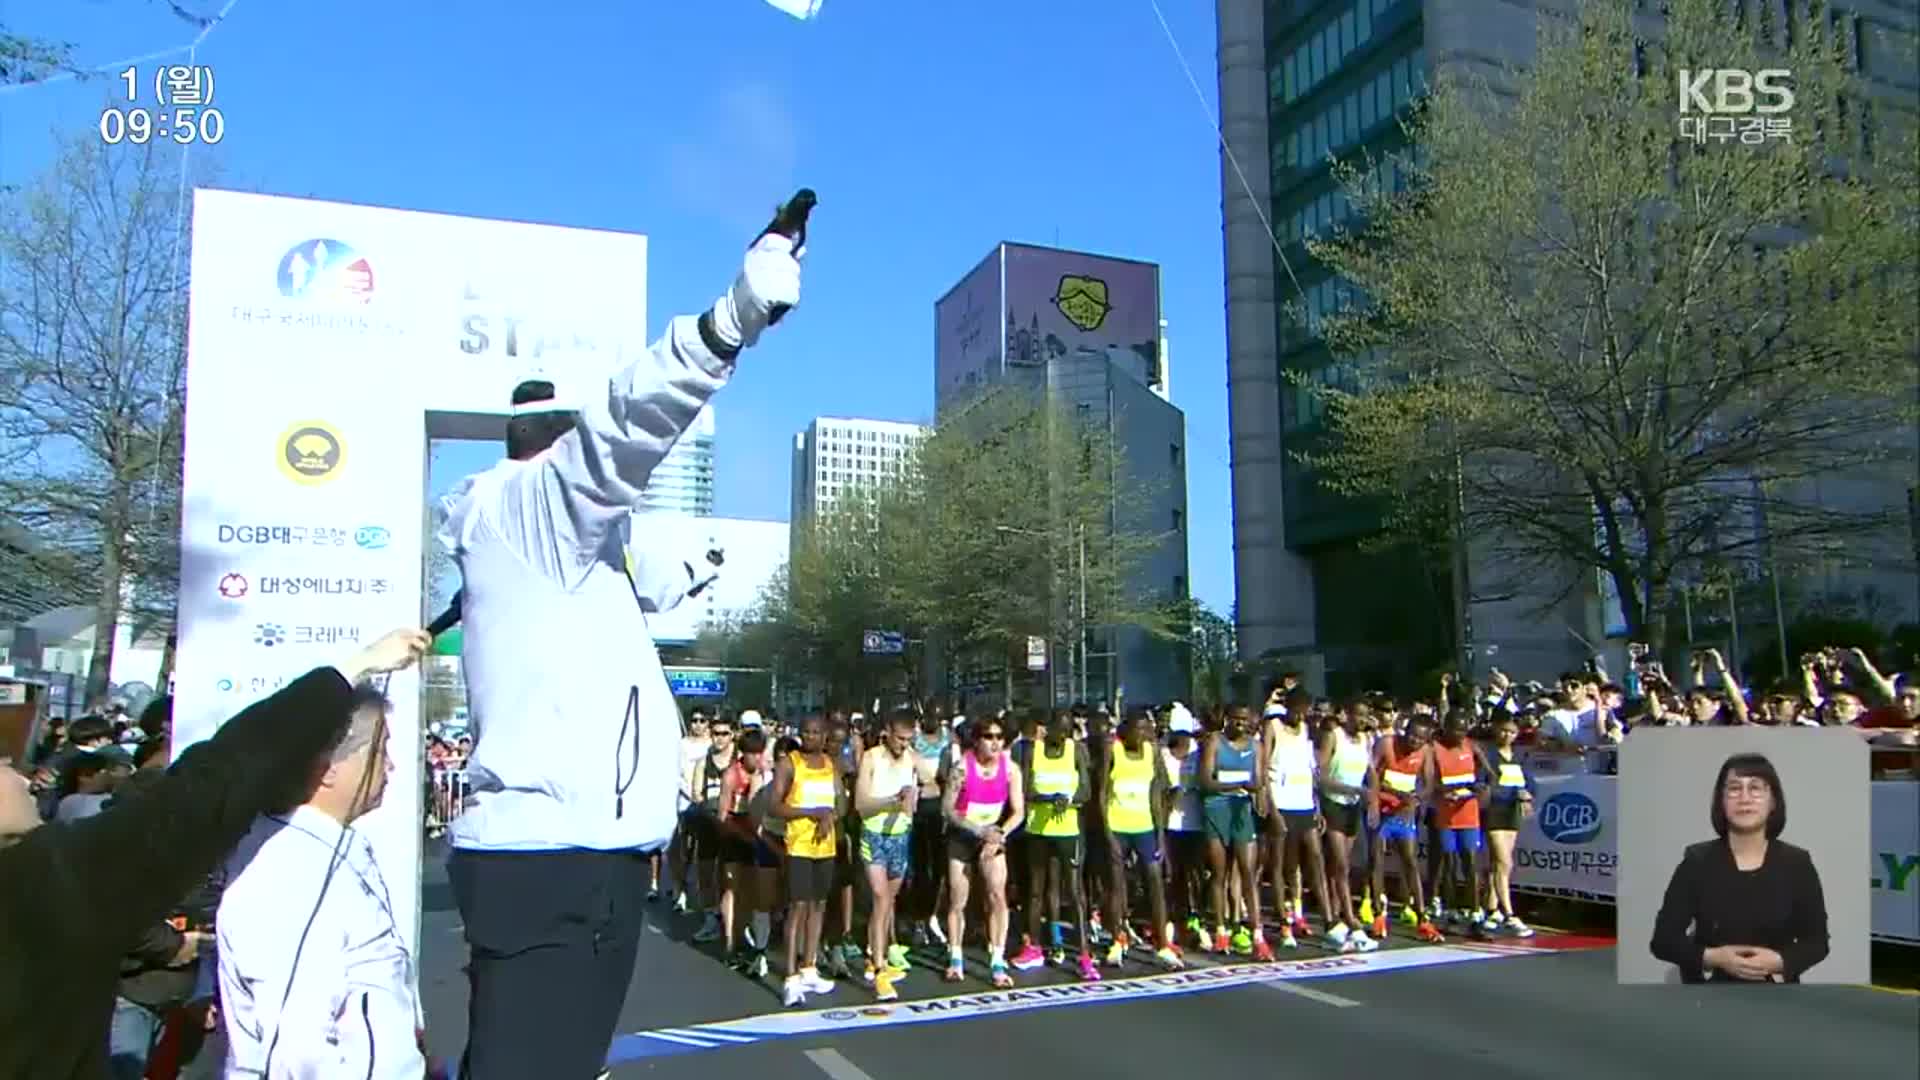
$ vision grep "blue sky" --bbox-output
[2,0,1238,614]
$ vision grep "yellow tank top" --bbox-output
[785,751,839,859]
[862,748,917,835]
[1107,742,1156,834]
[1027,740,1080,837]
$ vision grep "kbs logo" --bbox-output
[1677,69,1794,115]
[1537,791,1603,845]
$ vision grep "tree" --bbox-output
[1183,598,1236,711]
[0,136,198,706]
[0,26,75,87]
[1301,0,1919,654]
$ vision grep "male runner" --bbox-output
[1315,698,1378,952]
[854,710,919,1001]
[1200,705,1274,961]
[943,719,1026,988]
[718,727,773,974]
[768,717,843,1007]
[1262,693,1335,949]
[824,717,863,977]
[1425,709,1492,934]
[689,716,738,944]
[1013,710,1097,980]
[1163,726,1206,949]
[1368,715,1443,943]
[1103,707,1182,969]
[907,709,951,947]
[666,709,712,907]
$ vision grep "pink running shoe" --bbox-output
[1010,942,1046,971]
[1076,952,1103,982]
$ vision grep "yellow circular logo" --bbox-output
[277,421,345,485]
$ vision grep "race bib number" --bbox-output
[797,778,837,809]
[964,801,1003,826]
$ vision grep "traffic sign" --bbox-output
[862,629,905,655]
[666,669,728,697]
[1026,635,1047,671]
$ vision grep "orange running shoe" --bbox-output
[1253,939,1276,962]
[1416,921,1445,943]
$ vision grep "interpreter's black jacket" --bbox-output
[0,667,356,1079]
[1649,838,1831,984]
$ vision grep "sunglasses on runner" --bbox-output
[977,729,1006,742]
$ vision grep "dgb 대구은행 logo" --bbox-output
[278,422,345,485]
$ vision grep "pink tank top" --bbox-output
[955,751,1009,827]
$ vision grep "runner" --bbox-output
[718,728,774,974]
[666,708,713,908]
[943,717,1026,988]
[825,716,864,978]
[768,717,843,1007]
[1315,697,1378,952]
[1103,706,1182,969]
[1200,705,1274,961]
[854,710,919,1001]
[689,715,738,944]
[907,709,952,948]
[1262,692,1335,950]
[1482,712,1537,938]
[1163,725,1207,950]
[1014,710,1098,980]
[1424,709,1492,934]
[1081,709,1116,950]
[1368,715,1443,943]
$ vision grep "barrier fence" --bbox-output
[428,765,469,830]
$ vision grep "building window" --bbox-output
[1173,574,1187,597]
[1172,508,1184,531]
[1356,0,1372,44]
[1341,10,1356,57]
[1170,442,1183,467]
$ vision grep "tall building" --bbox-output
[790,417,928,528]
[638,404,715,515]
[935,242,1191,707]
[1217,0,1916,692]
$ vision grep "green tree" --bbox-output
[0,26,74,87]
[0,136,199,706]
[1300,0,1919,654]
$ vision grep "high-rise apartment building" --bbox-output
[638,404,715,516]
[790,417,928,528]
[1218,0,1915,693]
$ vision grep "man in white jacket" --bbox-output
[438,216,804,1078]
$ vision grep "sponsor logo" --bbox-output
[278,239,375,304]
[250,576,390,597]
[355,525,390,549]
[254,623,286,647]
[217,524,355,546]
[1052,274,1112,332]
[1872,851,1919,893]
[819,1011,857,1022]
[251,625,361,647]
[1538,792,1602,845]
[278,422,345,485]
[218,573,248,599]
[858,1008,892,1018]
[215,675,294,695]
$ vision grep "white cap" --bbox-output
[1168,702,1199,734]
[740,709,763,728]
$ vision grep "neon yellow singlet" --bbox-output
[1027,740,1080,837]
[1107,741,1156,834]
[786,751,839,859]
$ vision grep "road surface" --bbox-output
[413,845,1919,1079]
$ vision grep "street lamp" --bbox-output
[996,523,1088,704]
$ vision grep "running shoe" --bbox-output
[1010,941,1047,971]
[674,893,691,914]
[1470,908,1487,927]
[1357,894,1376,926]
[1046,948,1067,968]
[1230,926,1254,956]
[1088,912,1112,947]
[1348,929,1379,953]
[723,949,747,972]
[1506,918,1535,939]
[873,968,900,1002]
[647,888,663,904]
[802,968,837,995]
[945,955,965,982]
[1427,897,1444,921]
[1326,922,1352,949]
[783,976,807,1008]
[1484,911,1506,932]
[1104,935,1127,968]
[1211,928,1231,954]
[1253,939,1275,963]
[691,907,721,941]
[1290,912,1311,938]
[1154,945,1185,970]
[886,944,912,972]
[748,951,770,979]
[990,960,1014,989]
[1371,914,1389,939]
[840,942,866,977]
[860,963,877,987]
[1400,903,1421,926]
[1076,952,1103,982]
[1184,916,1205,943]
[1279,927,1298,950]
[1415,920,1445,944]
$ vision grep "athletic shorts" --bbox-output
[752,836,782,870]
[1483,801,1523,833]
[1167,830,1204,866]
[835,827,859,887]
[788,855,835,903]
[1203,797,1257,847]
[1274,809,1317,836]
[1440,827,1484,855]
[686,809,720,855]
[1322,801,1363,837]
[1031,833,1083,868]
[719,823,754,866]
[861,830,912,880]
[1378,815,1419,844]
[1111,829,1162,866]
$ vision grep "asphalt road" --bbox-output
[414,846,1920,1079]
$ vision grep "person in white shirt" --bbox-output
[437,205,806,1078]
[216,632,433,1080]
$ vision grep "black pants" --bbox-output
[450,848,651,1080]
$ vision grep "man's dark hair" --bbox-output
[68,716,114,745]
[132,737,168,770]
[138,695,172,739]
[1709,752,1788,840]
[506,379,577,460]
[738,728,768,755]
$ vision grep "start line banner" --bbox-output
[1509,775,1919,944]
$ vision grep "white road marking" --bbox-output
[644,1031,715,1048]
[1260,978,1363,1007]
[646,922,666,935]
[805,1048,877,1080]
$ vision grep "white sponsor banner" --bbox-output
[1507,774,1919,944]
[177,190,649,964]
